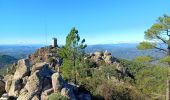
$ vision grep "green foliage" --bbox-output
[59,27,87,83]
[77,64,142,100]
[135,66,168,99]
[0,55,17,69]
[137,41,155,50]
[47,93,67,100]
[120,59,146,77]
[144,14,170,40]
[134,56,152,63]
[160,56,170,63]
[0,64,16,76]
[137,14,170,61]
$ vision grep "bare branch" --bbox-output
[156,35,167,43]
[153,45,167,53]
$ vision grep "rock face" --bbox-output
[25,70,42,93]
[89,51,114,64]
[8,79,22,96]
[28,47,49,66]
[61,87,76,100]
[13,59,30,80]
[0,80,5,95]
[52,72,65,92]
[1,56,91,100]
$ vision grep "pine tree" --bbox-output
[137,14,170,65]
[59,27,87,83]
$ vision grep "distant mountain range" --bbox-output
[0,43,166,69]
[0,55,17,68]
[85,43,165,60]
[0,45,42,59]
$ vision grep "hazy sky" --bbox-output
[0,0,170,45]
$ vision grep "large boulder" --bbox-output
[94,51,103,57]
[104,55,113,64]
[17,88,33,100]
[5,80,12,93]
[25,70,43,93]
[13,59,30,80]
[0,80,5,95]
[104,50,111,57]
[32,62,48,72]
[51,73,65,92]
[61,87,76,100]
[8,79,23,97]
[42,77,52,92]
[41,88,53,100]
[4,75,13,93]
[18,70,43,100]
[31,62,53,78]
[31,95,40,100]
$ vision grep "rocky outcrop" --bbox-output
[0,80,5,95]
[52,72,65,92]
[25,70,43,94]
[28,47,49,66]
[1,58,91,100]
[89,50,115,64]
[13,59,30,80]
[61,87,76,100]
[8,79,22,97]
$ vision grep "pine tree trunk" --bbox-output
[166,76,170,100]
[167,37,170,66]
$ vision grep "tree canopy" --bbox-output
[137,14,170,54]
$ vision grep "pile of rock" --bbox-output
[0,59,91,100]
[89,50,114,64]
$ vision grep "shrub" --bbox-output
[47,93,67,100]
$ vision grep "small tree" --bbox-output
[59,27,87,83]
[137,14,170,65]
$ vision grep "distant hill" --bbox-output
[0,45,42,59]
[0,44,166,62]
[0,55,17,68]
[85,43,165,60]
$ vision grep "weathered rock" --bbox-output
[31,95,40,100]
[22,76,29,85]
[0,75,3,80]
[17,89,32,100]
[32,62,48,73]
[42,78,52,92]
[0,80,5,95]
[8,79,23,97]
[5,80,12,93]
[13,59,30,80]
[64,83,78,94]
[25,70,43,93]
[104,50,111,56]
[4,75,13,81]
[28,47,49,66]
[41,88,53,100]
[104,55,113,64]
[51,73,65,92]
[94,51,103,57]
[31,62,53,78]
[4,75,13,93]
[0,93,9,100]
[61,87,76,100]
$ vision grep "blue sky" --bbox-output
[0,0,170,45]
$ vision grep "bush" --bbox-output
[135,66,168,99]
[47,93,67,100]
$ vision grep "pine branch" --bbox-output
[153,46,167,53]
[156,35,167,43]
